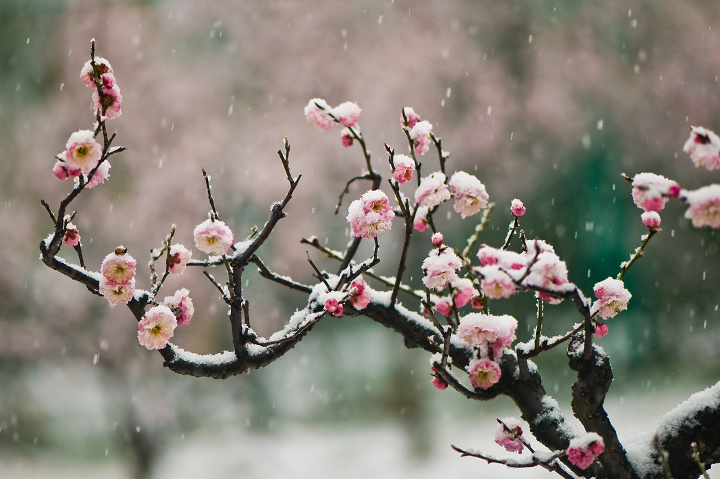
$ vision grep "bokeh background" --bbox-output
[2,0,720,477]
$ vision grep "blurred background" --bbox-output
[2,0,720,477]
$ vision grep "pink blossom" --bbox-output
[683,126,720,170]
[525,252,569,304]
[340,128,354,147]
[480,266,516,299]
[489,314,518,357]
[422,247,462,290]
[99,277,136,306]
[449,171,489,218]
[434,297,453,317]
[413,207,429,232]
[477,245,499,267]
[349,277,371,310]
[457,313,500,346]
[641,211,661,229]
[451,278,475,308]
[85,160,110,189]
[631,173,680,213]
[592,277,631,320]
[682,184,720,228]
[304,98,333,132]
[63,223,80,247]
[402,107,420,129]
[467,358,502,389]
[392,154,415,184]
[193,218,235,255]
[566,432,604,470]
[80,57,113,88]
[470,295,484,309]
[431,366,448,390]
[168,244,192,275]
[91,73,122,119]
[163,288,194,326]
[346,190,395,238]
[331,101,361,128]
[431,232,444,248]
[495,417,526,454]
[53,160,71,180]
[415,171,450,208]
[63,130,102,175]
[137,305,178,350]
[511,199,526,217]
[409,120,433,156]
[101,247,137,284]
[323,291,345,317]
[593,322,609,338]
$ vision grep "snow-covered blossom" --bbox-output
[101,247,136,284]
[431,366,448,390]
[167,244,192,275]
[457,313,500,346]
[163,288,194,326]
[683,126,720,170]
[593,322,609,338]
[449,171,489,218]
[478,245,526,271]
[421,247,462,290]
[85,160,110,189]
[62,130,102,175]
[137,305,178,350]
[592,277,631,320]
[323,291,345,317]
[402,107,420,129]
[91,73,122,119]
[331,101,361,128]
[566,432,604,470]
[451,278,475,308]
[511,199,526,217]
[431,232,444,248]
[99,277,135,306]
[63,223,80,247]
[340,128,354,147]
[349,277,371,310]
[525,252,569,304]
[415,172,450,208]
[392,154,415,184]
[641,211,661,229]
[479,266,516,299]
[409,120,433,156]
[495,417,526,454]
[193,218,235,255]
[413,206,429,232]
[52,160,71,180]
[434,297,453,317]
[631,173,680,213]
[346,190,395,238]
[304,98,333,132]
[80,57,113,88]
[682,184,720,228]
[467,358,502,389]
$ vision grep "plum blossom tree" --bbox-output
[40,42,720,479]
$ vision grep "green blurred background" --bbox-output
[2,0,720,477]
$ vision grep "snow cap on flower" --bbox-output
[331,101,361,128]
[511,199,526,217]
[101,247,136,284]
[402,107,420,129]
[592,277,631,319]
[495,417,526,454]
[409,120,433,156]
[346,189,395,238]
[63,130,102,175]
[457,312,500,346]
[80,56,113,88]
[682,184,720,228]
[449,171,489,218]
[467,358,502,390]
[631,173,680,213]
[137,305,178,350]
[392,154,415,184]
[566,432,604,470]
[63,223,80,247]
[163,288,194,326]
[431,232,444,248]
[349,276,371,310]
[323,291,345,317]
[525,252,569,304]
[415,171,451,208]
[99,277,135,306]
[480,266,516,299]
[304,98,333,132]
[422,247,462,290]
[683,126,720,170]
[193,217,234,255]
[641,211,661,229]
[168,244,192,275]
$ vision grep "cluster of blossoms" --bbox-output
[346,190,395,239]
[322,277,372,317]
[99,247,137,306]
[80,55,123,120]
[457,313,517,389]
[304,98,362,147]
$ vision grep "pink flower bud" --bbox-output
[431,232,444,248]
[593,322,609,338]
[63,223,80,247]
[641,211,661,229]
[510,199,526,217]
[341,128,354,147]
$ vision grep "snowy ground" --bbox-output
[1,385,717,479]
